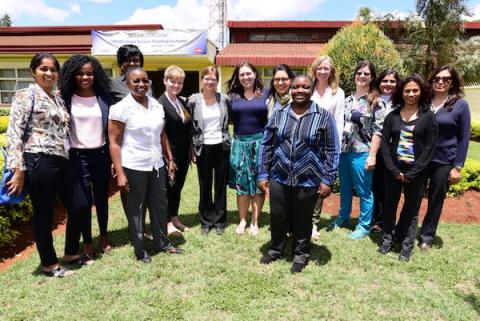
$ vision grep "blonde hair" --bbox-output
[309,55,339,95]
[164,65,185,80]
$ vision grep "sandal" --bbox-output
[64,254,94,266]
[43,265,74,278]
[164,246,184,254]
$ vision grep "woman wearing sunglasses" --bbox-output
[418,65,471,250]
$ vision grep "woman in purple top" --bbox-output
[226,61,269,236]
[419,65,471,250]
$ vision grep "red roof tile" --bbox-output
[216,43,324,67]
[465,22,480,29]
[227,20,350,29]
[228,20,480,30]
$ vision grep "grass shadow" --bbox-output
[457,280,480,315]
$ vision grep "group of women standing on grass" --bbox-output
[4,47,470,276]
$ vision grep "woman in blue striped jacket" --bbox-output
[257,75,340,273]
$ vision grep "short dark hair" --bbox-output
[116,44,144,68]
[269,64,296,97]
[125,66,147,80]
[376,69,401,94]
[391,74,430,112]
[30,52,60,73]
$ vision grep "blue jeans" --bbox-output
[338,152,373,231]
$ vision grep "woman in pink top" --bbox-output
[59,55,113,261]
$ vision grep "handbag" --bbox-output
[0,147,27,204]
[0,88,35,205]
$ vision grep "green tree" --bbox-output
[403,0,471,77]
[0,14,12,26]
[323,23,403,94]
[358,7,373,24]
[455,36,480,84]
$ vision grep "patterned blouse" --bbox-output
[342,93,386,153]
[6,83,70,170]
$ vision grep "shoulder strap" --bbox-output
[22,88,35,143]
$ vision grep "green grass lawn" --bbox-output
[468,141,480,160]
[0,167,479,321]
[465,87,480,121]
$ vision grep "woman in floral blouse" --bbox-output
[6,53,76,277]
[329,60,386,240]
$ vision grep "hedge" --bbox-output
[0,116,8,134]
[0,130,32,248]
[0,200,32,248]
[471,121,480,142]
[0,108,9,116]
[323,23,403,94]
[448,158,480,196]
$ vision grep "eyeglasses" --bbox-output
[273,77,291,83]
[356,71,371,77]
[203,77,217,82]
[433,76,452,83]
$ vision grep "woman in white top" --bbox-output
[188,66,231,235]
[308,55,345,239]
[109,67,182,263]
[59,55,113,261]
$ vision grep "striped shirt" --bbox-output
[257,101,340,187]
[396,118,416,165]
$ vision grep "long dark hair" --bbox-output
[427,64,464,111]
[59,55,110,107]
[226,61,263,99]
[269,64,295,97]
[353,60,379,108]
[353,60,377,91]
[391,74,430,112]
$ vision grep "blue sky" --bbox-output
[1,0,479,27]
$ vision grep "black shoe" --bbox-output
[136,251,151,263]
[201,227,211,235]
[291,262,307,273]
[377,242,392,255]
[260,254,278,265]
[398,249,412,262]
[418,242,432,251]
[215,227,225,235]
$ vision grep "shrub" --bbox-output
[0,133,6,148]
[0,144,32,247]
[323,23,404,94]
[0,116,8,134]
[471,121,480,142]
[0,108,9,116]
[0,198,32,247]
[448,158,480,196]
